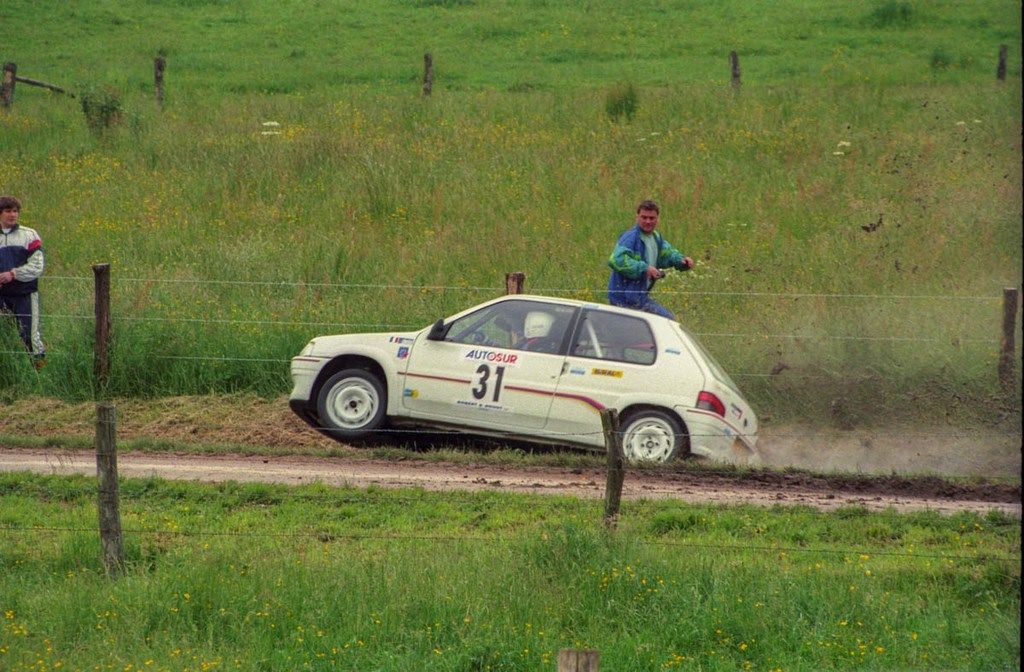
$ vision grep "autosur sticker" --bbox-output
[463,349,519,365]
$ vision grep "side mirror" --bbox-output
[426,318,448,341]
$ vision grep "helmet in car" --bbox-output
[523,311,554,339]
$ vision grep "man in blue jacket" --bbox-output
[607,200,693,320]
[0,195,46,368]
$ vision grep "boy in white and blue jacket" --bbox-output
[607,200,692,320]
[0,195,46,368]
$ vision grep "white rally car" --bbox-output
[289,295,758,463]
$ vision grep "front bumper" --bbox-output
[289,356,323,403]
[289,356,326,429]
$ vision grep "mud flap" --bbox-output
[690,436,759,465]
[731,437,761,466]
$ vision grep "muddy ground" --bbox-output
[1,395,1020,516]
[1,448,1019,517]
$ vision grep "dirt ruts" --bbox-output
[0,448,1019,517]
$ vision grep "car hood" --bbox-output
[304,330,422,357]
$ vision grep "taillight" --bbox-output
[696,391,725,417]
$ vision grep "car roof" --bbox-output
[485,294,675,324]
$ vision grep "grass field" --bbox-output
[0,5,1020,669]
[0,472,1020,670]
[0,0,1021,429]
[1,0,1021,90]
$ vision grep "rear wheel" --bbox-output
[620,409,685,463]
[316,369,387,440]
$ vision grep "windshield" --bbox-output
[673,323,741,395]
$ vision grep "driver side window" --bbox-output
[445,300,576,354]
[446,304,517,348]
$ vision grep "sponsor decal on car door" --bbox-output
[401,338,564,430]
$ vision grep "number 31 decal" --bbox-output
[472,364,505,402]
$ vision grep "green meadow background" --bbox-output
[1,5,1021,669]
[0,0,1021,426]
[1,472,1020,670]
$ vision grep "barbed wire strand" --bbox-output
[1,350,1006,382]
[7,482,1017,517]
[0,525,1017,563]
[149,348,998,366]
[43,275,1003,301]
[33,312,1002,344]
[0,487,593,509]
[44,314,421,329]
[83,416,1021,439]
[10,476,1024,532]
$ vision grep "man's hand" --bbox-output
[678,257,694,271]
[646,265,665,280]
[0,270,15,285]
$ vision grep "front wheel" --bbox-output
[620,409,685,463]
[316,368,387,440]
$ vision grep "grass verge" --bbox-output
[0,472,1020,670]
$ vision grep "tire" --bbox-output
[620,408,685,463]
[316,368,387,440]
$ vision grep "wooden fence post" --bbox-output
[93,264,111,396]
[730,51,741,90]
[2,62,16,108]
[154,55,166,107]
[998,287,1018,390]
[997,45,1008,81]
[96,402,124,577]
[423,52,433,96]
[505,271,525,294]
[558,649,600,671]
[601,408,624,528]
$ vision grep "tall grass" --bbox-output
[0,1,1019,426]
[2,0,1020,91]
[1,472,1020,669]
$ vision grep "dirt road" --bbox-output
[2,396,1020,516]
[1,448,1019,517]
[2,396,1020,479]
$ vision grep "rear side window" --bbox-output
[570,310,656,365]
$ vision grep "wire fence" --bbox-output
[13,275,1015,381]
[4,477,1018,513]
[75,414,1020,439]
[24,275,1015,386]
[4,347,1006,385]
[34,312,1003,344]
[4,273,1019,446]
[43,275,1008,301]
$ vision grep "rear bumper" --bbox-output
[679,407,759,465]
